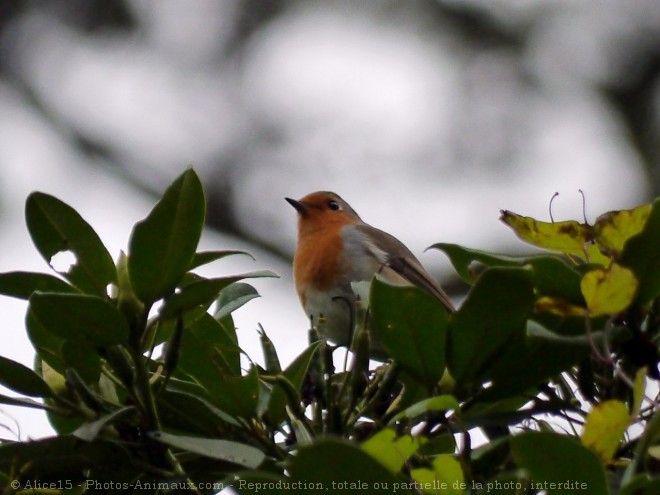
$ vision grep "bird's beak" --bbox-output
[285,197,307,214]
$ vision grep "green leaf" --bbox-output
[29,292,129,346]
[177,313,241,379]
[158,389,240,437]
[73,406,137,441]
[430,244,583,302]
[482,343,588,401]
[625,410,660,483]
[25,192,117,296]
[0,355,53,398]
[61,339,101,384]
[511,432,609,495]
[428,243,522,283]
[288,438,417,494]
[447,267,534,385]
[214,282,261,321]
[210,366,261,419]
[160,271,277,319]
[26,309,66,375]
[411,454,463,495]
[525,256,584,303]
[389,395,460,425]
[0,393,53,410]
[0,271,77,300]
[370,279,449,390]
[0,435,133,482]
[148,431,264,468]
[190,250,255,270]
[362,429,426,473]
[620,476,660,495]
[177,315,259,418]
[266,341,322,427]
[620,198,660,303]
[128,169,206,304]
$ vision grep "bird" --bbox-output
[286,191,454,360]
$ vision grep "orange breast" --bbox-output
[293,227,346,305]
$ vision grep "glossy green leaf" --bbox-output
[428,243,522,283]
[0,394,52,410]
[178,319,259,418]
[26,310,66,375]
[476,318,589,400]
[29,292,129,345]
[511,432,609,495]
[73,406,137,441]
[389,395,460,424]
[60,339,101,384]
[177,312,241,379]
[214,282,261,321]
[25,192,116,296]
[158,389,240,437]
[115,250,144,325]
[288,438,416,494]
[160,271,276,319]
[525,256,584,303]
[148,431,265,468]
[620,198,660,303]
[259,325,282,374]
[0,355,53,398]
[370,278,449,390]
[525,320,620,347]
[447,267,534,384]
[266,341,322,427]
[0,271,77,300]
[190,250,255,270]
[128,169,206,304]
[430,245,583,302]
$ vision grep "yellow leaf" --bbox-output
[581,400,630,463]
[581,263,638,316]
[411,454,464,495]
[362,429,426,473]
[535,296,587,317]
[500,210,609,264]
[594,203,652,256]
[501,211,591,252]
[41,359,67,395]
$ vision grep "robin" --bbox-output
[286,191,454,359]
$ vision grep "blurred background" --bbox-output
[0,0,658,439]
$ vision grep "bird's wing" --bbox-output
[352,224,455,313]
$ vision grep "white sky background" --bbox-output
[0,0,657,442]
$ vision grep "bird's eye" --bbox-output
[327,200,341,211]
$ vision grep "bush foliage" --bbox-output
[0,169,659,494]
